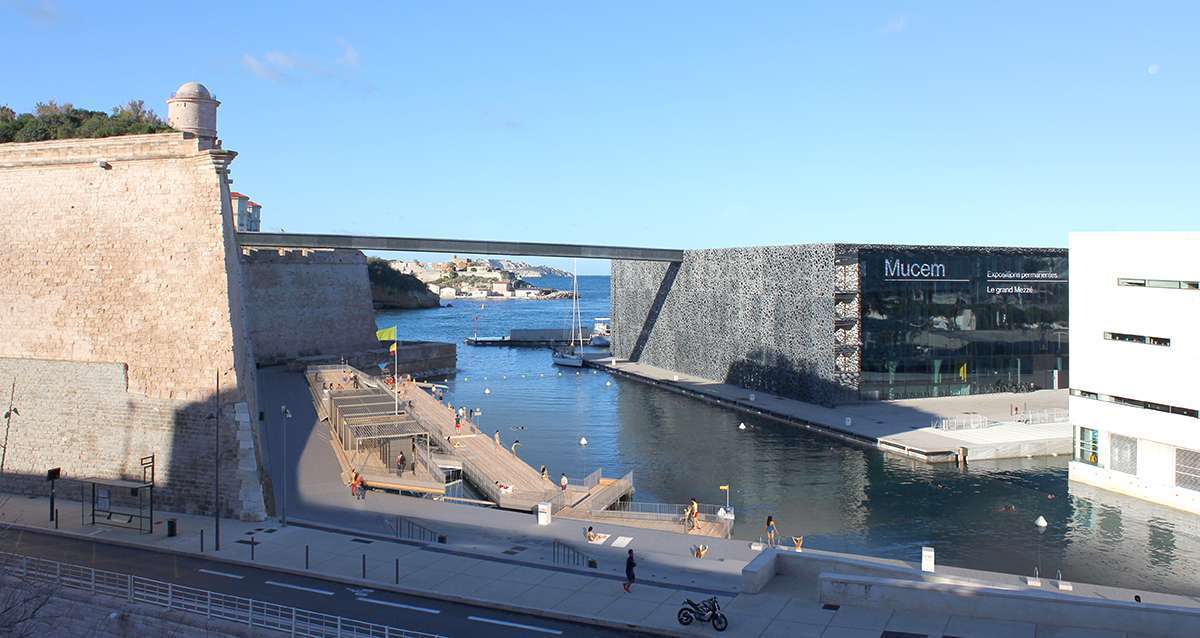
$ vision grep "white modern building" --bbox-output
[1068,232,1200,513]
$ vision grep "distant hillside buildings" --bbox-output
[388,257,570,300]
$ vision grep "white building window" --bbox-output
[1076,427,1100,466]
[1176,449,1200,492]
[1110,435,1137,475]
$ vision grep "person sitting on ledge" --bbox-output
[586,526,599,542]
[692,544,709,559]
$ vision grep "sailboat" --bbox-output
[551,260,585,367]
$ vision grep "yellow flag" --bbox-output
[376,326,397,342]
[719,485,729,491]
[958,363,968,381]
[389,342,398,354]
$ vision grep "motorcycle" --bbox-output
[677,596,728,632]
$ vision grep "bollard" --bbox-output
[305,545,309,569]
[251,535,255,561]
[54,509,59,529]
[362,554,366,579]
[200,529,205,553]
[395,558,399,584]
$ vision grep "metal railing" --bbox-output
[381,515,442,544]
[0,551,443,638]
[551,540,592,568]
[568,469,602,489]
[598,500,727,520]
[1020,408,1069,425]
[931,414,992,431]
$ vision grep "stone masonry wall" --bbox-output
[611,244,844,405]
[0,133,265,519]
[241,248,380,364]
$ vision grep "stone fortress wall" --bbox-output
[240,248,381,365]
[0,130,267,518]
[0,82,437,518]
[611,244,843,405]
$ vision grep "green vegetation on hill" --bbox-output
[366,257,440,309]
[0,100,173,144]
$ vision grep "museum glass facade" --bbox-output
[857,247,1069,400]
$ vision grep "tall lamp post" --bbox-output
[1,380,18,475]
[280,405,292,526]
[205,370,221,551]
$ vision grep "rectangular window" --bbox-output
[1118,278,1146,287]
[1176,448,1200,491]
[1147,279,1181,289]
[1111,434,1138,475]
[1173,406,1200,418]
[1076,427,1100,466]
[1183,281,1199,290]
[1103,332,1170,346]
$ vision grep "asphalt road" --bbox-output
[0,528,653,638]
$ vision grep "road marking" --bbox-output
[359,598,441,614]
[612,536,633,548]
[198,569,244,580]
[265,580,335,596]
[467,616,563,635]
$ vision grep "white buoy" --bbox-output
[579,437,588,446]
[484,388,491,395]
[464,376,469,381]
[557,372,562,377]
[605,380,612,387]
[576,371,581,376]
[1034,515,1048,528]
[502,375,507,379]
[592,370,597,374]
[540,373,544,378]
[738,422,746,430]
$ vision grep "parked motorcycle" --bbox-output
[677,596,728,632]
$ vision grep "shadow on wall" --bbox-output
[0,390,242,522]
[725,348,855,407]
[627,261,681,363]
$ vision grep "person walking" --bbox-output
[766,515,779,547]
[689,497,701,532]
[623,549,637,592]
[494,430,501,447]
[540,465,548,481]
[357,476,367,500]
[349,472,359,500]
[560,473,569,492]
[396,452,405,476]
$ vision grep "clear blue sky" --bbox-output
[4,2,1196,274]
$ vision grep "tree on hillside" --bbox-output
[0,99,171,144]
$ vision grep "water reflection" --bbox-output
[378,277,1200,597]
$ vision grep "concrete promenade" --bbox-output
[585,357,1072,464]
[5,491,1197,638]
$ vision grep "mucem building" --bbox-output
[611,244,1068,405]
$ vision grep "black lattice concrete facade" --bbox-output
[612,244,1068,406]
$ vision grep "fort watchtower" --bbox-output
[166,81,220,141]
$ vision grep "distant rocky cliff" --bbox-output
[487,259,571,278]
[367,257,441,309]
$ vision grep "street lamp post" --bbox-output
[205,370,221,552]
[280,405,292,526]
[1,380,18,475]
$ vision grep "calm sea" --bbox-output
[376,275,1200,596]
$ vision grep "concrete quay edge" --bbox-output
[289,516,738,597]
[587,359,957,463]
[1,518,703,637]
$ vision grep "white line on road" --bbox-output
[265,580,335,596]
[467,616,563,635]
[198,569,244,580]
[358,598,441,614]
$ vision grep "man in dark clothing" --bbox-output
[623,549,637,592]
[396,453,405,476]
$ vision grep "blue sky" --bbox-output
[3,2,1196,274]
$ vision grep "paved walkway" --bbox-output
[586,357,1071,463]
[4,492,1192,638]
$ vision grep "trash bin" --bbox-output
[167,518,177,537]
[537,502,552,526]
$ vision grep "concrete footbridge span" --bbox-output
[236,231,685,262]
